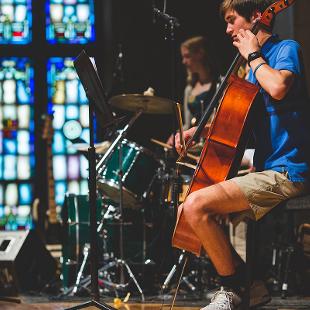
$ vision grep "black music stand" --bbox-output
[65,50,118,310]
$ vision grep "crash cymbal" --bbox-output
[109,94,174,114]
[68,141,111,154]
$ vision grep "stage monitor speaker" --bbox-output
[0,230,57,296]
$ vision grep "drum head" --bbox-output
[97,179,140,209]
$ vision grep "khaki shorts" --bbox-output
[231,170,310,222]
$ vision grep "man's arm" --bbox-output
[249,61,295,100]
[233,29,295,100]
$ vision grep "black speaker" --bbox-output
[0,230,57,296]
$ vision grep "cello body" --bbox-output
[172,74,260,256]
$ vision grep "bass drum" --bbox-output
[97,140,160,209]
[61,193,103,288]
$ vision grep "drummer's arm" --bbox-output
[175,124,209,154]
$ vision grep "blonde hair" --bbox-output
[181,36,219,86]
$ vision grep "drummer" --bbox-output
[167,36,221,146]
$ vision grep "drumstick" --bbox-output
[175,161,197,170]
[175,102,186,151]
[150,138,199,162]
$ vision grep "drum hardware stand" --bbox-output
[161,249,188,291]
[96,110,145,301]
[160,94,198,297]
[70,243,90,295]
[160,164,193,296]
[65,212,111,298]
[61,208,121,298]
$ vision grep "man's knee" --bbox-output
[183,192,210,223]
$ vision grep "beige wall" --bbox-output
[294,0,310,95]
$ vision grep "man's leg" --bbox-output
[182,179,250,276]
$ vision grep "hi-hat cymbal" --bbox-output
[68,141,111,154]
[109,94,174,114]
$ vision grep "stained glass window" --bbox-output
[0,57,34,230]
[0,0,32,44]
[47,57,89,208]
[46,0,95,44]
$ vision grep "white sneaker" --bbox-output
[201,287,242,310]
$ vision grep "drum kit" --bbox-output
[61,93,210,299]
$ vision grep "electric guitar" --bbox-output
[41,113,60,242]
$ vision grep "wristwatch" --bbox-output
[247,51,263,65]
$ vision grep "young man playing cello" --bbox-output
[174,0,310,309]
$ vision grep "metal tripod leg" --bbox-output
[72,243,90,295]
[98,258,145,301]
[119,259,145,302]
[161,250,188,291]
[182,275,197,292]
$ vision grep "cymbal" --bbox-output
[109,94,174,114]
[68,141,111,154]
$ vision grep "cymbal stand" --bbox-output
[96,110,145,301]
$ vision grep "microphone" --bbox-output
[113,43,124,83]
[152,7,180,27]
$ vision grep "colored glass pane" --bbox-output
[46,0,95,44]
[0,57,34,230]
[0,0,32,44]
[47,57,90,208]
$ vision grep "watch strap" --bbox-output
[247,51,263,65]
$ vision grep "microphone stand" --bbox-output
[153,6,181,186]
[153,7,190,295]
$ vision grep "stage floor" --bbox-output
[1,295,310,310]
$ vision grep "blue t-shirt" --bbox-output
[247,35,310,182]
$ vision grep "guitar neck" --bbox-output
[46,141,57,224]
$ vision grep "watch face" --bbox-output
[63,120,83,140]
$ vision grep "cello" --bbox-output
[172,0,297,256]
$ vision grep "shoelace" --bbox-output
[209,290,234,310]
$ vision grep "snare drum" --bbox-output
[166,174,192,204]
[97,140,160,209]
